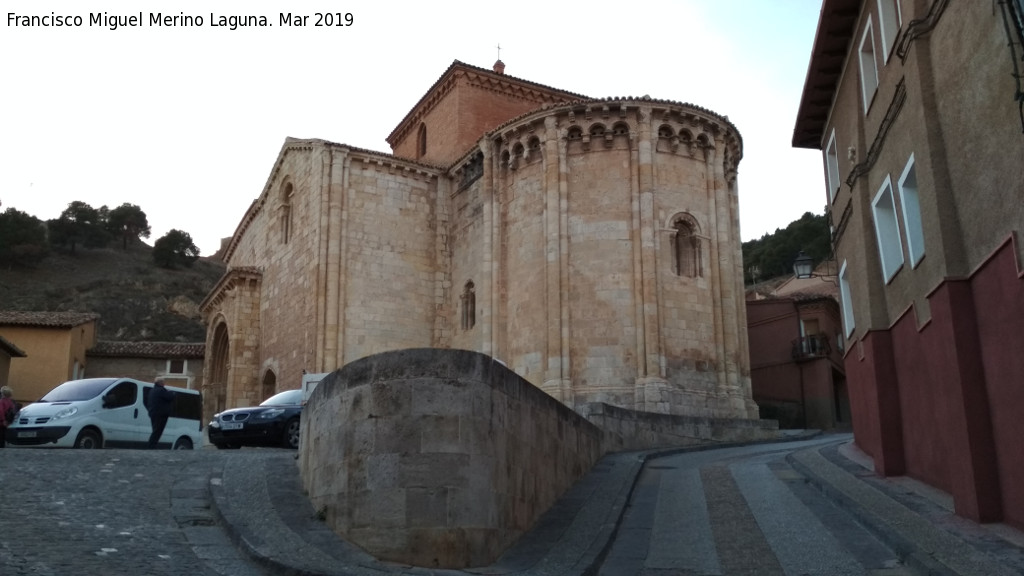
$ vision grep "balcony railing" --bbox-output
[792,334,832,360]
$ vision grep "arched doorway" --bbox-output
[210,322,230,416]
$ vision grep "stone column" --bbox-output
[318,145,348,372]
[634,105,669,413]
[541,115,572,402]
[480,138,496,357]
[710,133,744,416]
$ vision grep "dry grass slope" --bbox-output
[0,243,225,342]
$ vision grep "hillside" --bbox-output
[0,244,225,342]
[742,212,830,285]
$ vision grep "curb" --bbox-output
[787,441,1020,576]
[787,443,955,576]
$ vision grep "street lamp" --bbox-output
[792,251,815,279]
[792,250,838,284]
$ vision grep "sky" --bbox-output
[2,1,827,257]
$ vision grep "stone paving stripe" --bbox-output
[597,466,661,575]
[701,464,785,576]
[772,461,902,572]
[730,454,863,576]
[645,466,720,575]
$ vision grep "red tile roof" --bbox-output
[0,311,100,328]
[88,341,205,359]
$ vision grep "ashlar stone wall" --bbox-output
[448,100,756,420]
[201,141,443,421]
[300,348,605,569]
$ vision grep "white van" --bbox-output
[5,377,203,449]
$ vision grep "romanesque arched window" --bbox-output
[280,182,294,244]
[460,281,476,330]
[261,370,276,402]
[417,123,427,159]
[527,136,541,163]
[673,218,702,278]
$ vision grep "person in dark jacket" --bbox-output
[146,378,176,449]
[0,386,17,448]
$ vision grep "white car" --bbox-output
[5,377,203,449]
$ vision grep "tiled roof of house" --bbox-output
[88,341,205,359]
[0,335,27,358]
[763,266,840,304]
[0,311,100,328]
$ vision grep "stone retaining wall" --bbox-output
[299,348,605,569]
[576,401,781,452]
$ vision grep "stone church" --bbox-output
[200,59,757,424]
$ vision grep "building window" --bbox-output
[871,176,905,282]
[673,218,702,278]
[859,17,880,113]
[897,154,925,268]
[460,281,476,330]
[839,260,855,337]
[280,182,294,245]
[825,129,840,202]
[877,0,902,62]
[168,359,186,374]
[417,123,427,160]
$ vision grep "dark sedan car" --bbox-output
[208,389,303,449]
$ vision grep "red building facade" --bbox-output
[747,277,849,431]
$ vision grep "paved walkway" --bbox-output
[3,434,1023,575]
[210,434,1024,576]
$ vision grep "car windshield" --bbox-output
[260,389,303,406]
[39,378,120,402]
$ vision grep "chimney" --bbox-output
[493,60,505,74]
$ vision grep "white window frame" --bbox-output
[167,359,188,375]
[872,176,905,282]
[897,154,926,268]
[859,17,880,113]
[825,129,840,203]
[877,0,903,63]
[839,260,855,338]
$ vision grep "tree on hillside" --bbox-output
[742,212,831,284]
[0,207,49,267]
[106,203,151,250]
[153,229,200,269]
[47,201,111,254]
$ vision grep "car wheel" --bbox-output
[74,429,103,449]
[282,418,300,449]
[172,437,194,450]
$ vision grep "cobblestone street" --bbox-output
[0,448,267,576]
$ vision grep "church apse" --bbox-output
[476,99,755,420]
